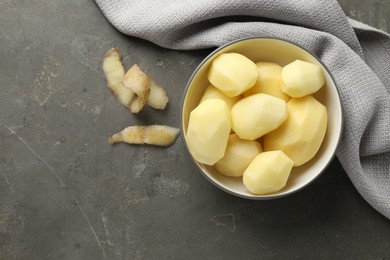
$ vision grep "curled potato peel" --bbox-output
[103,48,169,113]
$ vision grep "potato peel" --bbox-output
[103,48,170,113]
[102,48,135,108]
[103,48,176,148]
[122,64,151,113]
[147,79,169,109]
[109,125,180,147]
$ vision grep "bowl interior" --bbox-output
[182,38,343,199]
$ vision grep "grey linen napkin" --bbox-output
[95,0,390,219]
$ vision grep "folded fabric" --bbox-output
[95,0,390,220]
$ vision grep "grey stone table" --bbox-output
[1,0,389,259]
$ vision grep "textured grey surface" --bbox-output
[0,1,389,260]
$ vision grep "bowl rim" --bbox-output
[180,36,344,199]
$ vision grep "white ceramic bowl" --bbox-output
[181,37,343,199]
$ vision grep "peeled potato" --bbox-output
[200,84,241,111]
[281,60,325,97]
[231,93,287,140]
[243,62,290,102]
[207,53,258,97]
[264,95,327,166]
[185,99,231,165]
[214,134,263,177]
[243,150,294,195]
